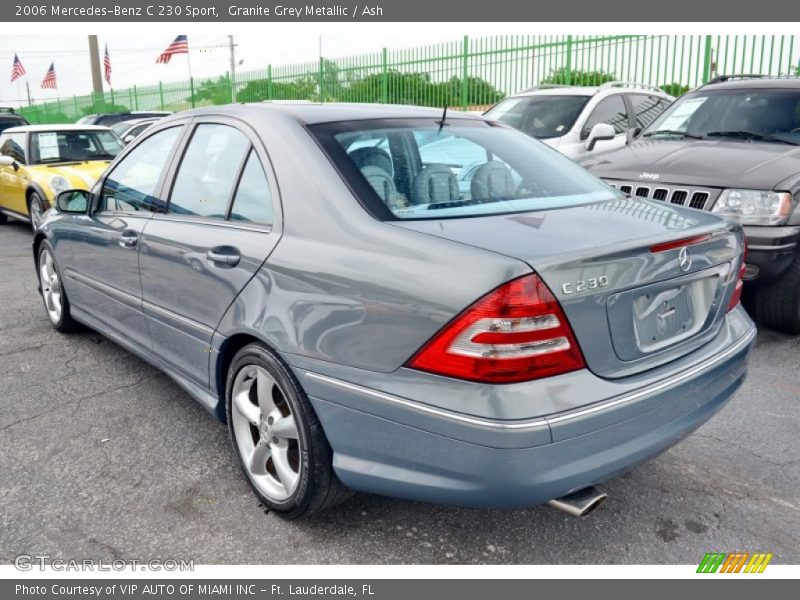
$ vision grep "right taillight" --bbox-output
[727,240,747,312]
[407,274,586,384]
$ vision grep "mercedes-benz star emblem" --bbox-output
[678,246,692,272]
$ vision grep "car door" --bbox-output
[575,94,630,158]
[0,132,29,215]
[138,118,281,387]
[65,124,185,350]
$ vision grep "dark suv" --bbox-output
[0,107,29,134]
[582,75,800,333]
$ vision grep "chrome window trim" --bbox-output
[304,326,755,433]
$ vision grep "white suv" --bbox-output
[484,82,674,160]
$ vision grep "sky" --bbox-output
[0,31,490,107]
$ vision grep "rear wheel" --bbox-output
[0,211,7,225]
[754,252,800,333]
[28,191,46,232]
[225,343,352,518]
[38,242,80,332]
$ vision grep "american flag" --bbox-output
[156,35,189,64]
[41,62,56,89]
[10,53,25,82]
[104,44,112,86]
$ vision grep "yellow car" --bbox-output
[0,124,123,230]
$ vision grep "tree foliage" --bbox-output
[540,67,616,86]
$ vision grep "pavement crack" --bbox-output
[0,375,157,434]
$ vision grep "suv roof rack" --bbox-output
[519,84,575,93]
[599,81,666,94]
[705,74,769,85]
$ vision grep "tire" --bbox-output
[28,191,46,232]
[225,343,353,518]
[0,210,7,224]
[754,252,800,333]
[37,241,80,333]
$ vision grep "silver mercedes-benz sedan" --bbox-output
[33,103,755,518]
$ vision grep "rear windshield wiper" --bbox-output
[642,129,704,139]
[705,130,800,145]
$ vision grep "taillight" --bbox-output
[407,274,586,383]
[727,240,747,312]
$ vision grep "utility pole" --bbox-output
[88,35,103,94]
[228,35,237,103]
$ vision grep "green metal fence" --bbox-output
[19,34,800,124]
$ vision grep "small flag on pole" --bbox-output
[156,35,189,64]
[10,53,26,82]
[104,44,112,86]
[41,62,57,89]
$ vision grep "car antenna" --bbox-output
[436,105,448,134]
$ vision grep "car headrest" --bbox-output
[411,164,459,205]
[350,147,393,175]
[470,161,516,203]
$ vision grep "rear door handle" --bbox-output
[119,230,139,248]
[206,248,240,267]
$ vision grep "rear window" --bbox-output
[310,118,617,220]
[0,116,26,134]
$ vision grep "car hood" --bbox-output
[581,138,800,190]
[29,160,110,198]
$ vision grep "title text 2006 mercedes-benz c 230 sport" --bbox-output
[33,104,756,518]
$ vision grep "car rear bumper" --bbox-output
[743,224,800,284]
[290,309,756,508]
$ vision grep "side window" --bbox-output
[229,151,273,225]
[0,133,26,163]
[582,95,629,138]
[99,126,181,213]
[168,124,250,219]
[630,94,670,129]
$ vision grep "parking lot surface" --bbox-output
[0,221,798,565]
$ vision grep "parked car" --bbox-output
[35,103,755,518]
[0,107,29,135]
[77,110,171,127]
[0,124,123,230]
[111,117,162,144]
[582,75,800,333]
[484,82,673,160]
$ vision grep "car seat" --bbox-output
[350,147,393,175]
[470,161,516,203]
[411,164,459,205]
[360,165,397,205]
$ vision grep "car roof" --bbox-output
[2,124,112,133]
[176,102,485,125]
[700,77,800,91]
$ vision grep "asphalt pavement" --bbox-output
[0,220,797,565]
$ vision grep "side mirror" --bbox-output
[123,134,136,144]
[584,123,616,151]
[0,155,19,170]
[626,126,643,144]
[55,189,90,214]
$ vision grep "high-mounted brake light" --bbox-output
[649,233,712,253]
[727,240,747,312]
[407,274,586,383]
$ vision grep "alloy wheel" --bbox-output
[230,364,302,502]
[29,194,44,231]
[39,248,62,324]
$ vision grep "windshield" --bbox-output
[29,130,124,163]
[483,95,590,139]
[310,118,618,220]
[644,88,800,143]
[111,121,136,136]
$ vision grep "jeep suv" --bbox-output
[582,75,800,333]
[484,82,673,160]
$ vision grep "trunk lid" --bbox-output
[392,197,743,378]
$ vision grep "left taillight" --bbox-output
[727,240,747,312]
[406,274,586,384]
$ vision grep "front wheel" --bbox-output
[754,252,800,333]
[225,343,352,518]
[38,242,80,332]
[28,192,46,232]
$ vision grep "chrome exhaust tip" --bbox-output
[546,486,607,517]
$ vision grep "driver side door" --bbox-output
[65,124,186,350]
